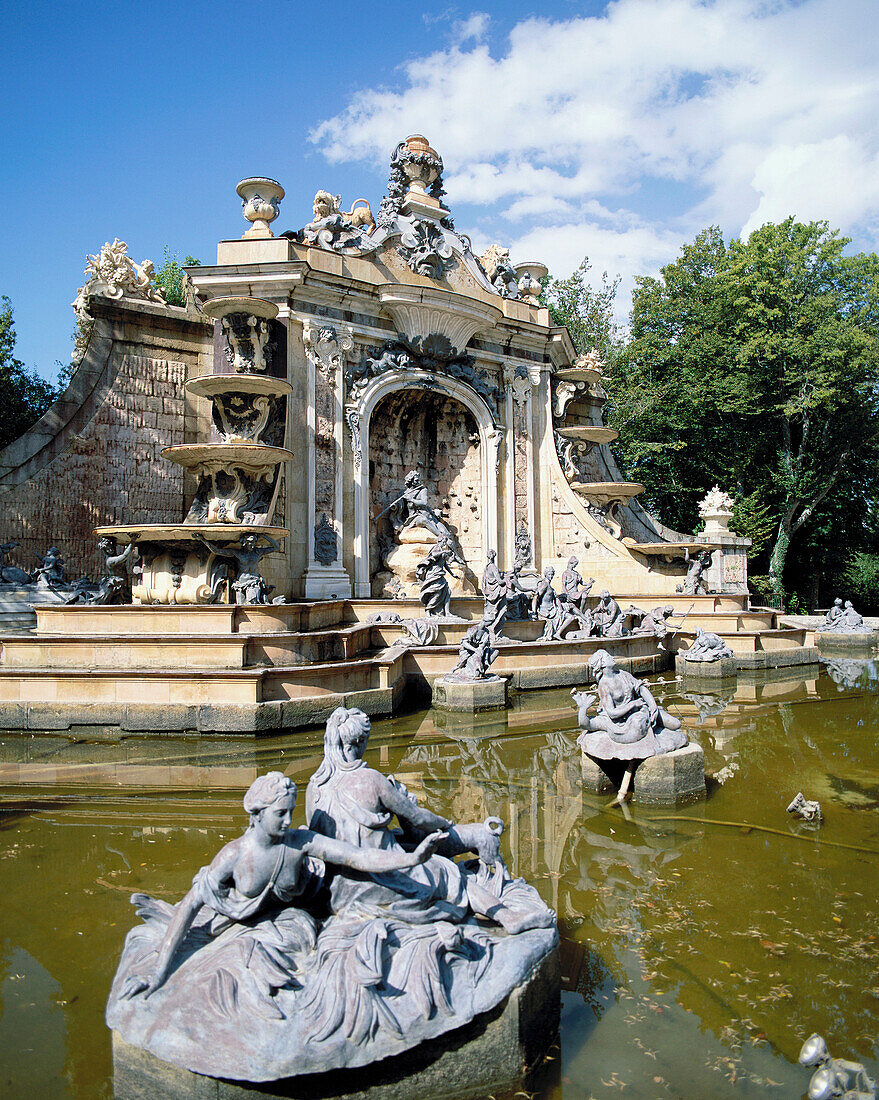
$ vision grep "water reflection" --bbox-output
[0,665,877,1098]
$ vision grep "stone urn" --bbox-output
[236,177,285,238]
[513,261,549,303]
[400,135,442,195]
[698,486,735,536]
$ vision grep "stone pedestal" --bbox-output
[112,946,560,1100]
[815,631,877,650]
[432,675,508,711]
[676,654,738,680]
[581,743,706,805]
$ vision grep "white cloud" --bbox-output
[310,0,879,311]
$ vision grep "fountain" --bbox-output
[95,296,291,604]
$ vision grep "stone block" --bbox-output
[123,703,198,733]
[633,743,706,805]
[0,703,27,730]
[580,753,616,793]
[676,655,737,680]
[196,702,283,734]
[815,631,877,650]
[432,676,508,712]
[112,946,560,1100]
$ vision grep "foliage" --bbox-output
[841,552,879,613]
[603,220,879,602]
[541,259,623,359]
[153,248,201,306]
[0,297,57,450]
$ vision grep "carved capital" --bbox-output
[503,361,540,405]
[304,322,355,383]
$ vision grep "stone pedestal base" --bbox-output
[676,655,738,680]
[112,947,560,1100]
[816,631,877,650]
[581,743,706,805]
[433,676,508,712]
[301,564,352,600]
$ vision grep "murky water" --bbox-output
[0,661,877,1099]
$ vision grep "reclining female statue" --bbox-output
[119,771,444,1000]
[306,705,554,934]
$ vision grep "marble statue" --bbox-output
[532,566,590,641]
[819,598,872,634]
[299,191,377,252]
[415,536,456,618]
[630,605,675,640]
[593,589,628,638]
[366,611,439,647]
[195,532,282,605]
[561,556,594,611]
[682,626,734,662]
[449,620,500,681]
[572,649,687,804]
[678,548,714,595]
[108,708,556,1082]
[0,541,32,585]
[381,469,454,542]
[481,549,508,637]
[799,1033,876,1099]
[504,566,536,621]
[787,792,822,823]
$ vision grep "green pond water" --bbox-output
[0,659,877,1099]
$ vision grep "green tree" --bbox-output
[153,248,201,306]
[0,297,57,450]
[607,220,879,603]
[541,258,623,359]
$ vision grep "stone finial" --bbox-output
[698,486,735,535]
[236,177,285,238]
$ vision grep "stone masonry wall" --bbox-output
[0,298,212,579]
[369,390,483,579]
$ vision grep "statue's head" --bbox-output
[243,772,296,838]
[844,600,854,609]
[568,556,578,567]
[325,706,371,764]
[662,605,674,617]
[241,534,258,551]
[486,549,496,562]
[587,649,616,676]
[600,589,610,600]
[405,470,421,488]
[834,598,844,608]
[544,566,555,579]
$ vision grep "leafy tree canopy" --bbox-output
[153,248,201,307]
[0,297,57,450]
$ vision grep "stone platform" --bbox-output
[432,675,508,711]
[815,631,877,650]
[676,654,738,680]
[112,946,560,1100]
[581,743,706,805]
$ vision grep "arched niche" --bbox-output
[351,371,500,597]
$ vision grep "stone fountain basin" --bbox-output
[555,365,602,385]
[161,444,293,469]
[94,523,288,545]
[570,481,645,501]
[187,375,292,400]
[556,426,618,444]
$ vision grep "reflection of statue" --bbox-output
[195,533,281,605]
[0,542,31,585]
[683,626,734,662]
[678,548,713,595]
[449,621,500,681]
[33,546,66,588]
[572,649,687,804]
[415,536,455,618]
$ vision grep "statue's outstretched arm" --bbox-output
[377,774,452,832]
[301,828,446,872]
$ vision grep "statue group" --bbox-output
[107,706,556,1083]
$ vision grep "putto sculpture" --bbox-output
[107,707,556,1083]
[572,649,687,804]
[195,532,283,605]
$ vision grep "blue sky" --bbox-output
[4,0,879,382]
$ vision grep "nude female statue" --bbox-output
[120,772,445,999]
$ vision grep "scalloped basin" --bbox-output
[161,444,293,470]
[570,480,645,501]
[621,538,711,558]
[557,426,619,444]
[187,375,292,400]
[555,366,602,385]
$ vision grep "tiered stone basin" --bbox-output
[556,426,619,445]
[570,480,645,501]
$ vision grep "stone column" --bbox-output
[504,362,538,568]
[301,322,354,599]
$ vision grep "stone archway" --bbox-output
[368,389,483,595]
[351,371,501,598]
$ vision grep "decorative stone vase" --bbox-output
[400,135,441,194]
[236,178,285,238]
[513,261,548,303]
